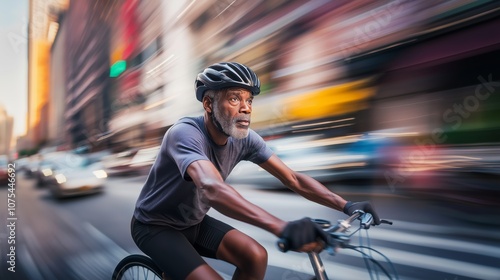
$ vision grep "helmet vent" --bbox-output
[206,72,222,81]
[222,70,242,83]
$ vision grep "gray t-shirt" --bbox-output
[133,116,274,229]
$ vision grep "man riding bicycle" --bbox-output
[131,62,380,280]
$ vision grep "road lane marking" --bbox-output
[368,246,500,280]
[83,222,130,259]
[389,219,499,240]
[368,227,500,258]
[209,215,500,279]
[20,228,58,280]
[19,244,45,280]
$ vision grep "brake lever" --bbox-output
[380,219,393,225]
[361,213,373,229]
[361,214,393,229]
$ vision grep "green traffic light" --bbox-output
[110,60,126,77]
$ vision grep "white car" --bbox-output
[47,153,108,199]
[226,133,384,188]
[101,149,138,176]
[128,146,160,175]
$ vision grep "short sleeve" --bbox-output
[245,130,274,164]
[164,122,209,180]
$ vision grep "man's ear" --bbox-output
[202,95,213,114]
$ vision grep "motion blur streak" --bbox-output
[1,1,498,280]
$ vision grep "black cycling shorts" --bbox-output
[131,215,234,280]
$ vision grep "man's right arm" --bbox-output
[187,159,331,252]
[186,159,287,236]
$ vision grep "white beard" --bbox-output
[212,106,249,139]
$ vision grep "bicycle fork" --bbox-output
[308,252,329,280]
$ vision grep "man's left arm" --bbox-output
[259,154,347,211]
[259,154,381,223]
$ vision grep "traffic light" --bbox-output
[110,60,126,77]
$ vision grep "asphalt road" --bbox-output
[1,174,499,280]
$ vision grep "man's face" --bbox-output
[212,88,253,139]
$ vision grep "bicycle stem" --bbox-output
[334,211,362,233]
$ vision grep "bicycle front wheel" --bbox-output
[112,254,163,280]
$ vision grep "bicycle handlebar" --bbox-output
[277,211,392,253]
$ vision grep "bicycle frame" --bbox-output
[308,213,360,280]
[308,251,329,280]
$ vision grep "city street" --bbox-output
[1,174,500,280]
[2,1,500,280]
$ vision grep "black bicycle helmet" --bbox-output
[195,62,261,102]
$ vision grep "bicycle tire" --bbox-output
[112,254,163,280]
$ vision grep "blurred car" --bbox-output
[33,152,70,187]
[0,155,9,185]
[23,155,41,178]
[43,152,107,199]
[101,149,138,176]
[128,146,160,175]
[226,133,388,188]
[14,157,30,174]
[382,143,500,204]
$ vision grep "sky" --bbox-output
[0,0,28,139]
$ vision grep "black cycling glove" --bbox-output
[343,201,381,225]
[280,217,329,251]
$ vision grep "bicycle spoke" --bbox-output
[119,264,162,280]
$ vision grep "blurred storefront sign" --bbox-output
[284,79,375,121]
[252,79,374,129]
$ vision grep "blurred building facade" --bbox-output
[25,0,500,154]
[62,0,114,150]
[106,0,166,151]
[0,106,14,155]
[47,5,66,148]
[352,1,500,143]
[28,0,115,152]
[27,0,68,151]
[28,0,52,149]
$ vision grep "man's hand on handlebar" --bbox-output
[279,217,329,253]
[343,201,381,225]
